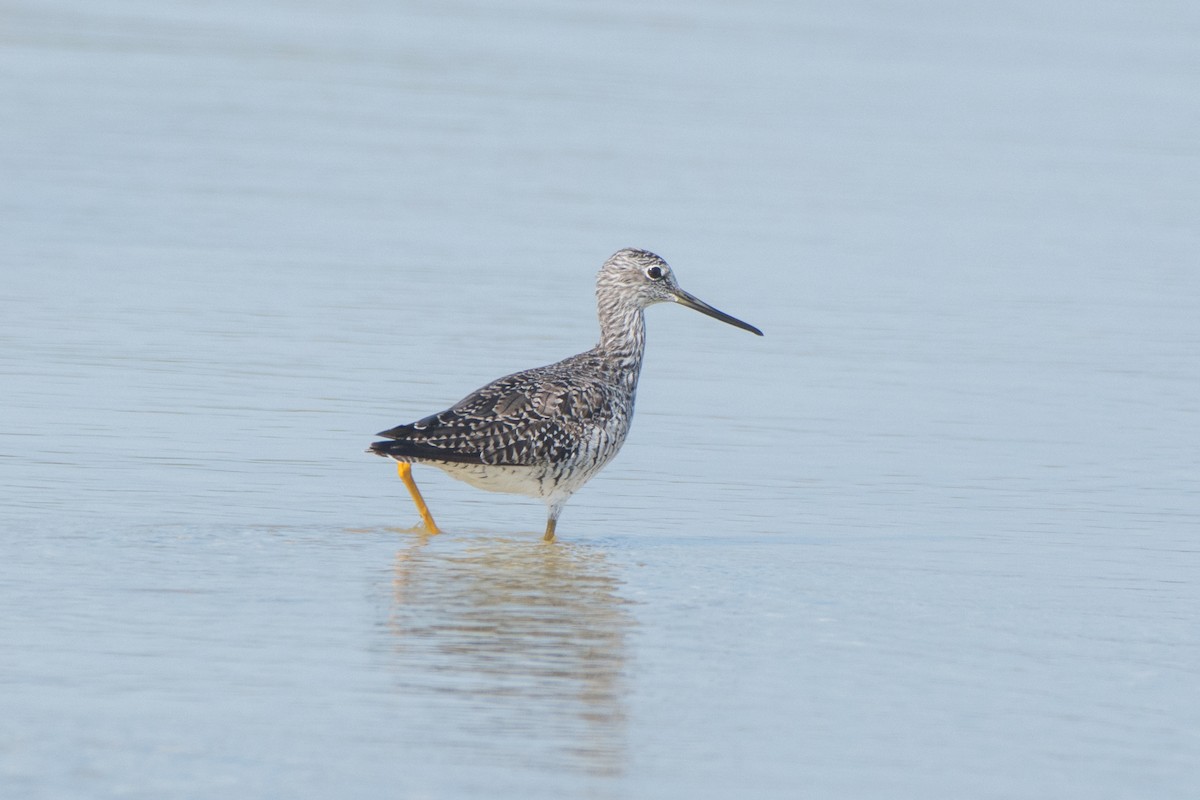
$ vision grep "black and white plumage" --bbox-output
[369,248,763,540]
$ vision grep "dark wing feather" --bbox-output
[371,356,622,467]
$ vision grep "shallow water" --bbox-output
[3,1,1199,797]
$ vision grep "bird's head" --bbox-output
[596,248,763,336]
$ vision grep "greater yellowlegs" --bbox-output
[369,248,762,540]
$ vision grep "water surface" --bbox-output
[2,1,1198,797]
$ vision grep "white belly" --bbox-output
[432,462,550,499]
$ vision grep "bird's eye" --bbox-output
[646,266,664,280]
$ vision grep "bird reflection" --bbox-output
[383,531,634,778]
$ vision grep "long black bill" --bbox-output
[672,288,764,336]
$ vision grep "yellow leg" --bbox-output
[396,462,441,534]
[543,517,557,542]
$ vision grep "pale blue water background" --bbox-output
[2,1,1199,797]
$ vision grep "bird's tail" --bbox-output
[367,440,398,458]
[366,438,485,464]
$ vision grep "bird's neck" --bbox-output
[596,299,646,392]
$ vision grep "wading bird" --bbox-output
[368,248,762,540]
